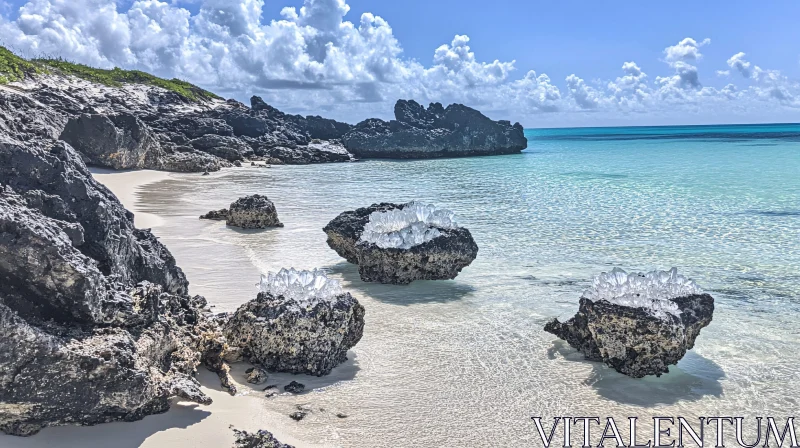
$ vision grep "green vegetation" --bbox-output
[35,58,221,102]
[0,46,43,84]
[0,45,219,102]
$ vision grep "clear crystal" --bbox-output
[359,202,459,249]
[257,268,343,306]
[582,267,703,320]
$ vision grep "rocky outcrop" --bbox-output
[323,203,479,284]
[341,99,527,158]
[544,270,715,378]
[226,195,283,229]
[224,290,365,376]
[233,427,295,448]
[0,135,227,435]
[224,269,365,376]
[59,113,162,170]
[262,140,354,164]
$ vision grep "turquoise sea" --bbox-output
[131,123,800,446]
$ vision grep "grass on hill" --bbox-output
[0,45,219,102]
[0,46,43,84]
[35,58,221,102]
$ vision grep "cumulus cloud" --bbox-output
[0,1,798,124]
[727,52,752,78]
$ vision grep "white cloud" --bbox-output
[727,52,752,78]
[0,1,798,125]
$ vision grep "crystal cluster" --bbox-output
[258,268,343,305]
[359,202,460,249]
[582,268,703,320]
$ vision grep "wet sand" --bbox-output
[90,168,170,229]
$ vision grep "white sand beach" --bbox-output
[90,168,171,229]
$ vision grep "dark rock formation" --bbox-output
[223,291,365,376]
[189,134,252,162]
[59,113,161,170]
[200,209,230,221]
[341,99,527,158]
[544,294,715,378]
[323,203,479,284]
[284,381,306,394]
[0,109,231,435]
[232,427,295,448]
[262,140,354,164]
[245,366,269,385]
[0,136,224,435]
[226,195,283,229]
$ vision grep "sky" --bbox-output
[1,0,799,127]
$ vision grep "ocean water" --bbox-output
[135,123,800,447]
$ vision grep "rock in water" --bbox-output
[544,268,715,378]
[323,202,478,284]
[341,99,527,159]
[284,381,306,394]
[0,136,221,435]
[232,427,295,448]
[245,367,269,385]
[200,209,229,221]
[226,195,283,229]
[224,269,365,376]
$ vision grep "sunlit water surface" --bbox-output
[136,124,800,447]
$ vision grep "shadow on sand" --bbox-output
[221,353,362,396]
[548,340,724,407]
[327,261,476,305]
[0,402,210,448]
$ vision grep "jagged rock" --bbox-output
[224,290,364,376]
[59,113,162,170]
[0,135,226,436]
[284,381,306,394]
[323,203,479,284]
[189,134,252,162]
[232,427,294,448]
[200,209,229,221]
[245,366,269,385]
[226,195,283,229]
[261,140,354,164]
[545,284,714,378]
[342,99,527,158]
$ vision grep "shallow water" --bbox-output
[136,124,800,447]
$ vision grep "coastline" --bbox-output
[90,168,172,229]
[0,167,324,448]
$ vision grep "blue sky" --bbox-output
[1,0,799,127]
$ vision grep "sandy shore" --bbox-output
[0,168,326,448]
[90,168,171,228]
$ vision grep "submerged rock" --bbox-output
[226,195,283,229]
[544,268,715,378]
[342,99,527,159]
[223,270,364,376]
[284,381,306,394]
[289,411,307,421]
[245,366,269,385]
[232,427,295,448]
[323,202,478,284]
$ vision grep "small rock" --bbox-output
[232,426,294,448]
[289,411,307,421]
[336,413,348,419]
[200,208,229,220]
[245,366,269,385]
[284,381,305,394]
[202,171,210,176]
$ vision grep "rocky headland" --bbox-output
[0,46,527,174]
